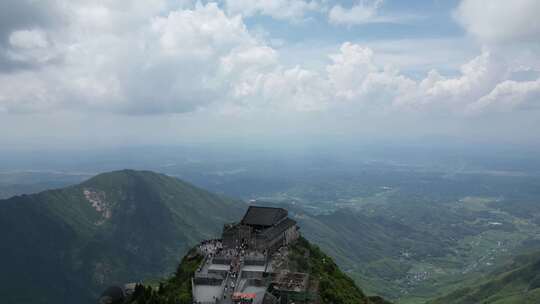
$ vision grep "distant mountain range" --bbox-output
[0,170,244,304]
[1,169,539,304]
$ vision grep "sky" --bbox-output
[0,0,539,150]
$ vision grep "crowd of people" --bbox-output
[195,239,274,304]
[199,239,223,256]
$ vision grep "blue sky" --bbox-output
[245,0,463,40]
[0,0,539,149]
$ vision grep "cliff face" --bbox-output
[287,237,392,304]
[122,237,391,304]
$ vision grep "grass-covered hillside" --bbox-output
[289,237,393,304]
[124,248,204,304]
[126,237,392,304]
[0,170,244,304]
[427,250,540,304]
[257,177,540,303]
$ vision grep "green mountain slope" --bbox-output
[125,237,392,304]
[260,194,540,303]
[0,170,244,304]
[427,251,540,304]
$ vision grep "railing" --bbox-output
[194,301,217,304]
[244,258,266,266]
[193,276,223,286]
[213,257,233,265]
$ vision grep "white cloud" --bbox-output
[467,79,540,113]
[455,0,540,44]
[5,29,60,66]
[329,0,382,25]
[0,0,538,121]
[324,44,538,115]
[328,0,419,26]
[220,45,278,99]
[325,42,417,109]
[239,66,331,111]
[224,0,320,21]
[0,2,273,115]
[228,42,522,115]
[408,51,507,110]
[9,29,49,49]
[151,3,252,58]
[327,42,378,99]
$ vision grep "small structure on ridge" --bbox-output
[222,206,299,253]
[192,206,306,304]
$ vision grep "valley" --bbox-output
[1,147,539,304]
[250,173,540,303]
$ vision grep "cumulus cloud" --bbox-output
[314,43,411,114]
[4,29,63,68]
[234,66,332,112]
[454,0,540,44]
[0,0,538,119]
[224,42,412,112]
[0,0,64,71]
[224,41,538,115]
[467,79,540,113]
[320,43,539,116]
[0,2,275,114]
[9,29,49,49]
[407,51,507,110]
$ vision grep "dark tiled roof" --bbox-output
[261,218,296,240]
[241,206,288,227]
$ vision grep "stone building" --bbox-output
[222,206,299,253]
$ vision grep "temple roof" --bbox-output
[261,218,296,240]
[241,206,288,227]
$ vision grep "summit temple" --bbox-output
[192,206,306,304]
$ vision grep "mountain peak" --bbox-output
[119,206,392,304]
[83,169,169,186]
[0,170,244,304]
